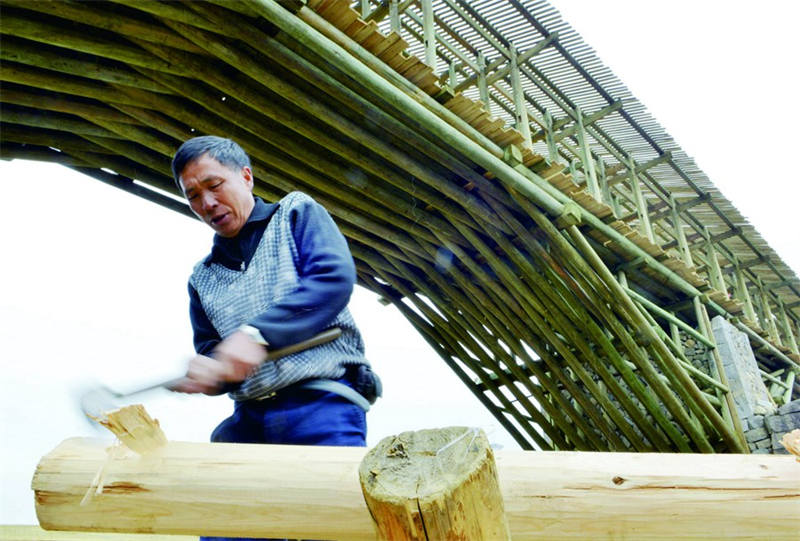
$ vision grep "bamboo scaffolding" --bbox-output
[389,251,576,448]
[568,226,745,452]
[368,256,557,450]
[359,271,536,450]
[407,241,598,450]
[485,202,677,451]
[361,266,551,450]
[0,36,176,94]
[413,234,608,450]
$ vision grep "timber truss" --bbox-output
[1,0,798,452]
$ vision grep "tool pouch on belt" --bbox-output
[353,365,383,405]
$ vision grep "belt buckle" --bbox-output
[257,390,279,401]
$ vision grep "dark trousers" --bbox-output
[201,378,367,541]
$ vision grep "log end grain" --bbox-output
[359,426,510,540]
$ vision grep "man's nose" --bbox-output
[200,192,217,211]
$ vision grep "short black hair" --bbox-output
[171,136,251,189]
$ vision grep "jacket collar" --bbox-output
[203,196,279,266]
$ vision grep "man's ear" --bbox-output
[241,166,254,189]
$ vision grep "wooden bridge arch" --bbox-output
[2,0,799,453]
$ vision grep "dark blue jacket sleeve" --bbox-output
[188,282,221,355]
[247,197,355,349]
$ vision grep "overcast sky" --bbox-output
[1,0,798,526]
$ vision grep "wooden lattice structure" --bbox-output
[2,0,799,453]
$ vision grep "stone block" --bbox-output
[785,411,800,430]
[755,438,773,449]
[751,448,771,454]
[745,427,768,443]
[772,432,791,454]
[747,415,765,429]
[711,316,776,419]
[778,399,800,415]
[765,415,789,434]
[753,403,776,416]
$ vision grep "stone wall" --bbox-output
[743,400,800,454]
[711,316,799,454]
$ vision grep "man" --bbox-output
[171,136,377,540]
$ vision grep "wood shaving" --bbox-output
[780,429,800,461]
[97,404,167,455]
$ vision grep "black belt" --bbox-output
[252,378,371,412]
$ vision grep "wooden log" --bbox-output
[359,427,511,540]
[0,525,194,541]
[32,437,800,540]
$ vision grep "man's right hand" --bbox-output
[171,330,269,395]
[170,354,232,395]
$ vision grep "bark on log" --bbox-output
[32,437,800,540]
[358,427,510,540]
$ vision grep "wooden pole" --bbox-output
[670,195,694,266]
[627,155,655,244]
[389,0,400,32]
[509,44,532,147]
[759,281,783,346]
[575,106,600,200]
[421,0,436,67]
[33,436,800,540]
[778,298,800,355]
[359,427,511,540]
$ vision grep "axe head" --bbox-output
[79,385,121,423]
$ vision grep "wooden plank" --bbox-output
[470,111,492,129]
[306,0,327,10]
[494,127,524,147]
[445,95,474,116]
[376,33,409,61]
[360,29,385,51]
[315,0,347,20]
[462,106,486,125]
[387,52,417,73]
[407,65,435,85]
[371,31,401,57]
[399,59,427,80]
[483,117,506,134]
[329,7,359,30]
[351,20,379,43]
[33,437,800,540]
[521,150,545,168]
[416,76,440,95]
[344,18,367,37]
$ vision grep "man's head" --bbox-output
[172,136,256,238]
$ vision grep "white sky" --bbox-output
[1,0,798,526]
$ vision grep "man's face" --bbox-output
[179,153,256,238]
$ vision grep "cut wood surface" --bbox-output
[359,427,510,540]
[0,525,194,540]
[33,437,800,540]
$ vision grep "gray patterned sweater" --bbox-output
[189,191,368,401]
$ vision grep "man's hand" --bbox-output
[172,331,268,395]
